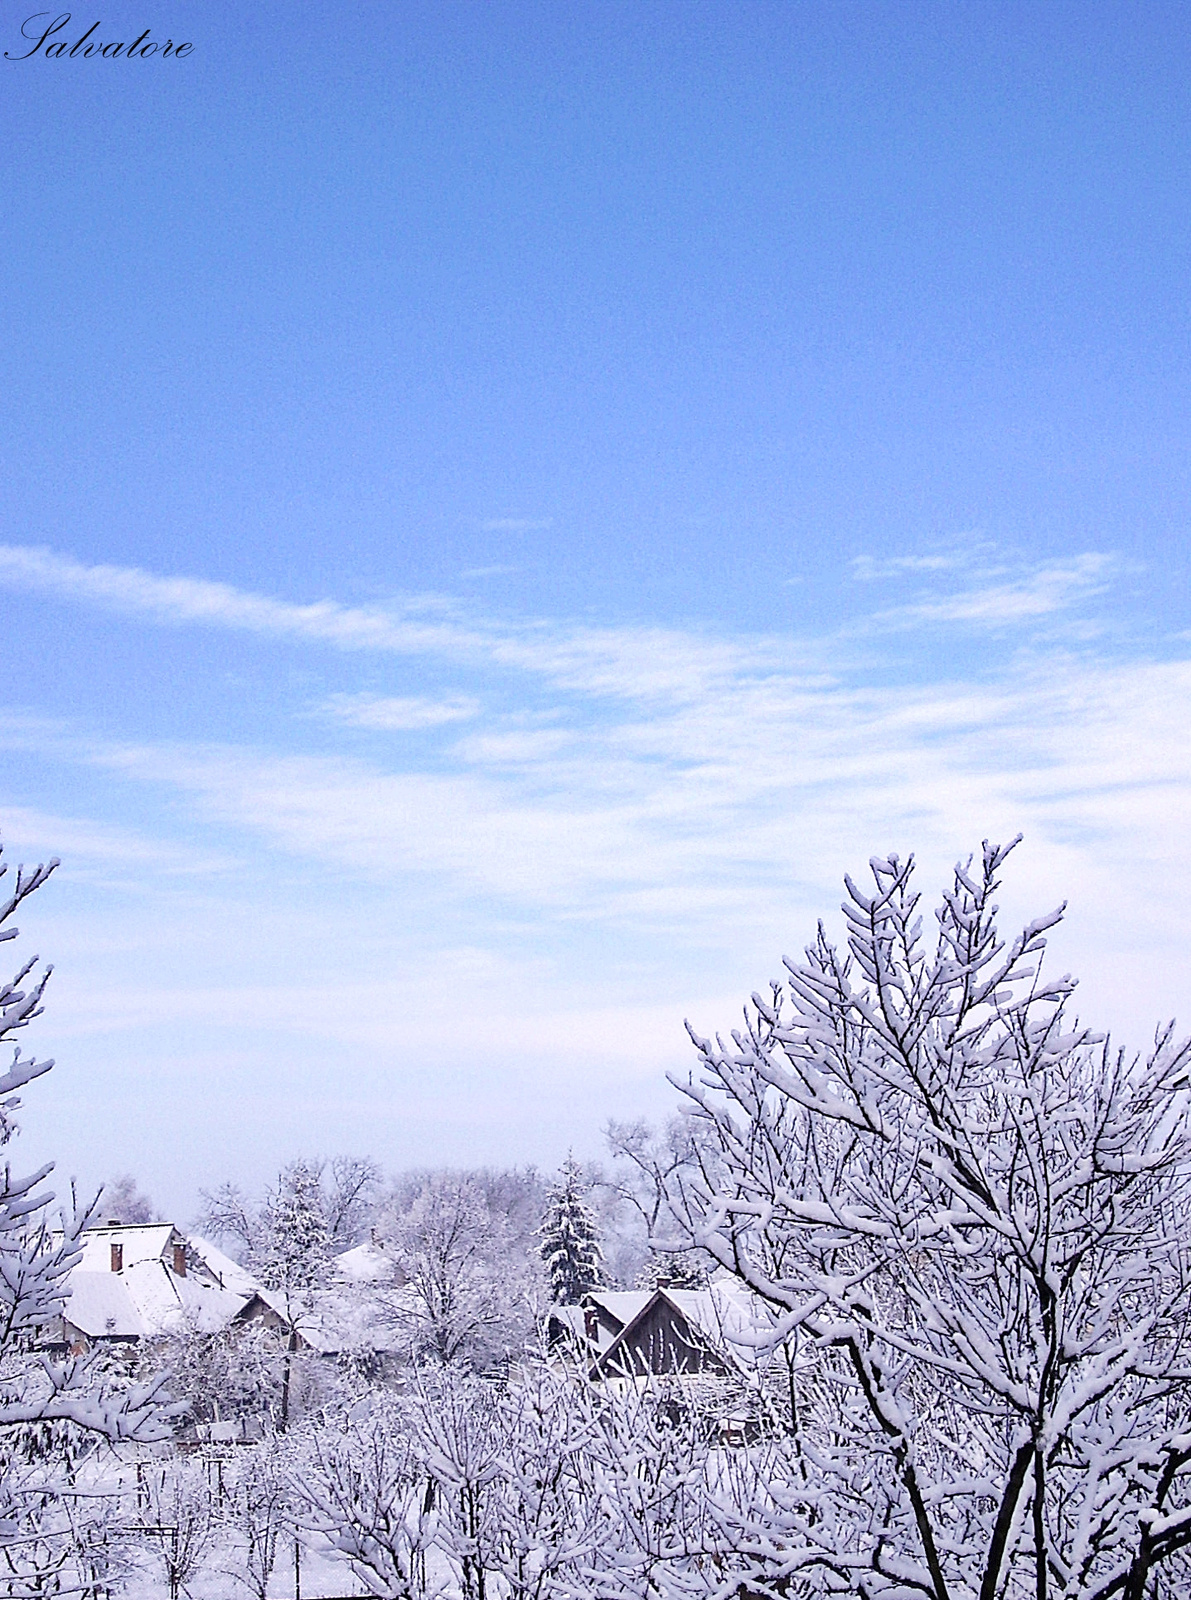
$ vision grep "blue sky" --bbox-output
[2,1,1190,1221]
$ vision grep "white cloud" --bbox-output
[0,544,800,706]
[8,650,1190,966]
[3,545,1189,1211]
[850,546,997,581]
[0,803,236,877]
[874,552,1118,627]
[319,693,480,730]
[847,544,1123,632]
[0,543,488,658]
[7,547,847,732]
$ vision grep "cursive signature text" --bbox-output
[6,12,193,58]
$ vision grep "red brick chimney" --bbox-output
[172,1243,186,1277]
[110,1242,123,1273]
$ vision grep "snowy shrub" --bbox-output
[221,1437,294,1600]
[132,1459,216,1600]
[289,1400,437,1599]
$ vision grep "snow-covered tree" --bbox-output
[383,1173,541,1368]
[471,1355,604,1600]
[323,1154,383,1247]
[0,843,170,1584]
[144,1315,282,1428]
[255,1161,333,1429]
[668,838,1191,1600]
[634,1248,708,1291]
[100,1173,158,1224]
[256,1159,332,1297]
[603,1115,720,1288]
[197,1153,380,1260]
[537,1156,604,1304]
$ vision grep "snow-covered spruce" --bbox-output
[537,1156,604,1305]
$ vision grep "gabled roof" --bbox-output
[58,1229,420,1353]
[592,1281,774,1379]
[546,1291,653,1357]
[662,1281,773,1365]
[588,1290,652,1329]
[186,1236,259,1297]
[335,1240,401,1284]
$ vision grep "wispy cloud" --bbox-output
[10,650,1191,956]
[0,544,806,705]
[0,544,483,657]
[319,693,480,731]
[0,546,1181,943]
[0,804,236,877]
[850,545,997,581]
[850,546,1121,631]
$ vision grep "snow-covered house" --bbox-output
[548,1290,651,1359]
[42,1223,252,1353]
[548,1282,773,1380]
[45,1222,418,1369]
[202,1236,412,1359]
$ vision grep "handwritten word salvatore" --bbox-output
[6,12,193,58]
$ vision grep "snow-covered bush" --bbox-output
[290,1400,437,1599]
[142,1317,282,1429]
[131,1458,216,1600]
[221,1436,294,1600]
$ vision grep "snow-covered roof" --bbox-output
[662,1282,774,1368]
[335,1240,401,1284]
[548,1305,588,1339]
[60,1226,421,1355]
[187,1236,259,1297]
[73,1223,176,1273]
[64,1255,251,1340]
[61,1272,143,1338]
[588,1291,652,1328]
[55,1223,257,1343]
[590,1281,776,1378]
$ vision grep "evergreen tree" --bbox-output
[256,1159,332,1295]
[537,1156,604,1304]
